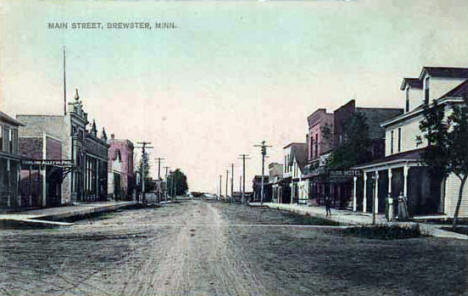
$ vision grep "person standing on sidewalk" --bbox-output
[325,195,332,217]
[397,192,409,221]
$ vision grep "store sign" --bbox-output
[329,170,362,177]
[21,159,73,167]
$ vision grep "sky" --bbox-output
[1,0,468,193]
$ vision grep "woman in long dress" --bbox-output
[397,192,409,221]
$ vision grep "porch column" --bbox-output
[388,168,392,197]
[42,132,46,207]
[29,165,32,206]
[290,183,292,204]
[96,160,100,200]
[374,171,379,214]
[17,163,21,207]
[41,165,46,207]
[6,159,10,207]
[403,164,409,197]
[363,173,367,213]
[352,176,357,212]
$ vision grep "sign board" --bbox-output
[21,159,74,167]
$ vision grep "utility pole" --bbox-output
[172,170,176,201]
[219,175,222,199]
[63,46,67,115]
[136,141,153,204]
[155,157,165,179]
[154,157,165,203]
[239,175,242,193]
[225,170,229,200]
[254,141,272,205]
[164,166,169,202]
[231,163,234,203]
[238,154,250,204]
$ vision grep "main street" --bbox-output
[0,200,466,296]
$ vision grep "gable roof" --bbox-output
[400,78,423,90]
[419,67,468,80]
[290,143,307,171]
[441,79,468,98]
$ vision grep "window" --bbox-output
[315,134,318,158]
[9,129,12,153]
[424,76,430,105]
[398,128,401,153]
[390,130,394,154]
[0,126,2,152]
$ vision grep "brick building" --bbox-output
[0,111,23,210]
[17,89,109,205]
[107,134,135,200]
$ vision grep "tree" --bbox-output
[167,169,189,197]
[416,97,468,229]
[325,112,372,170]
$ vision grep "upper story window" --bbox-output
[315,134,318,158]
[424,76,430,105]
[2,126,10,153]
[308,135,312,160]
[390,130,394,154]
[9,129,13,154]
[0,126,3,152]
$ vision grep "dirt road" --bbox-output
[0,200,268,296]
[121,201,268,296]
[0,200,466,296]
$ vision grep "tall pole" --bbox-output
[231,163,234,202]
[219,175,222,199]
[225,170,229,199]
[63,46,67,115]
[239,154,250,204]
[172,171,176,200]
[254,141,272,205]
[261,153,265,204]
[155,157,165,179]
[155,157,165,203]
[136,142,153,204]
[164,166,169,202]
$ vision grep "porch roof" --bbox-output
[352,148,426,171]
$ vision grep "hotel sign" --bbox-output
[329,170,362,177]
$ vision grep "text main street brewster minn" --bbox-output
[48,22,177,30]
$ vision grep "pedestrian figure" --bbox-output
[397,191,409,221]
[385,194,395,222]
[325,195,332,217]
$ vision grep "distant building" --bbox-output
[268,162,283,203]
[353,67,468,217]
[107,134,135,200]
[17,89,109,205]
[252,175,270,202]
[0,111,23,209]
[306,108,334,167]
[282,143,307,204]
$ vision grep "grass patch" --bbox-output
[441,227,468,236]
[282,211,340,226]
[343,225,421,240]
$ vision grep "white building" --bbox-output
[353,67,468,217]
[283,143,308,204]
